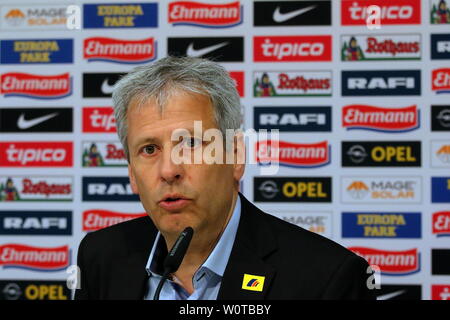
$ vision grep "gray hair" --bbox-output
[112,56,242,161]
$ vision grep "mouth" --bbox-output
[158,194,192,212]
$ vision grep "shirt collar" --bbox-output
[145,195,241,278]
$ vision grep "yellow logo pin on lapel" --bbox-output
[242,274,265,292]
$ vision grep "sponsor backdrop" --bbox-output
[0,0,449,300]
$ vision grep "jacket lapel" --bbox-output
[218,192,277,300]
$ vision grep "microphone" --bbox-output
[153,227,194,300]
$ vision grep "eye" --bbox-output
[142,145,157,155]
[183,137,202,149]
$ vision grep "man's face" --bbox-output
[126,90,244,238]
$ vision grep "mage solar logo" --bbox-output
[0,73,72,99]
[0,244,70,272]
[168,1,242,28]
[0,39,73,64]
[1,5,69,30]
[84,37,156,64]
[349,247,420,276]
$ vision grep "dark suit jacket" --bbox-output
[74,192,375,300]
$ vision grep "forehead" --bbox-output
[127,90,218,137]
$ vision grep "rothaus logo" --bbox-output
[254,35,331,62]
[0,107,72,133]
[83,3,158,28]
[0,211,71,235]
[342,104,419,133]
[254,177,332,203]
[253,1,331,26]
[341,176,422,204]
[431,34,450,60]
[83,37,156,64]
[168,1,242,28]
[431,106,450,131]
[342,212,421,238]
[341,34,421,61]
[82,141,127,167]
[167,37,244,62]
[253,71,332,97]
[0,39,73,64]
[341,0,421,25]
[82,177,139,202]
[254,107,331,132]
[0,176,73,202]
[342,141,421,167]
[342,70,421,96]
[432,68,450,94]
[82,107,116,133]
[83,73,125,98]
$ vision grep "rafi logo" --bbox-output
[242,274,265,292]
[253,35,332,62]
[432,68,450,94]
[342,212,421,238]
[0,211,72,236]
[342,141,421,167]
[432,211,450,237]
[341,176,421,204]
[253,1,331,26]
[168,1,242,28]
[253,71,331,97]
[431,177,450,203]
[431,141,450,167]
[0,73,72,99]
[254,106,331,132]
[431,105,450,131]
[82,177,139,202]
[349,247,420,276]
[0,176,73,202]
[1,5,69,30]
[83,37,156,64]
[256,140,330,168]
[0,280,70,300]
[341,34,421,61]
[82,141,127,167]
[254,177,332,203]
[0,142,73,167]
[83,210,146,232]
[431,34,450,60]
[82,107,116,133]
[83,3,158,28]
[0,244,70,272]
[342,104,419,133]
[0,39,73,64]
[341,70,421,96]
[341,0,421,25]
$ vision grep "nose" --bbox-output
[158,144,183,185]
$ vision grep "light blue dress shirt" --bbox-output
[144,196,241,300]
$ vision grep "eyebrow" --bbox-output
[133,127,199,147]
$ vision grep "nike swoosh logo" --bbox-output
[377,290,406,300]
[273,5,317,23]
[186,42,229,57]
[17,112,58,130]
[101,79,116,95]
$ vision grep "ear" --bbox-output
[232,130,246,183]
[128,164,139,194]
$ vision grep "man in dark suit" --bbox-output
[74,56,375,300]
